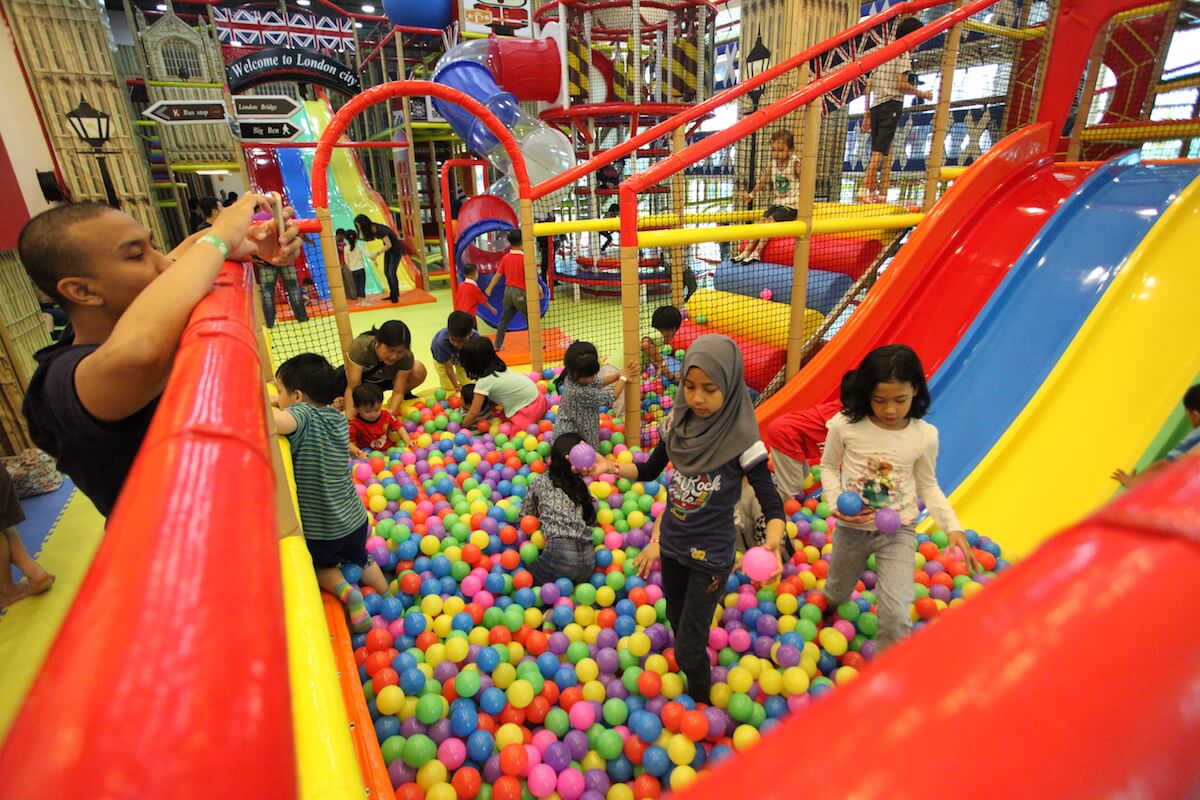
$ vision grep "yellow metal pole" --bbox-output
[316,207,354,359]
[638,213,923,247]
[785,93,820,380]
[923,1,963,212]
[621,240,641,443]
[669,128,687,308]
[519,198,544,373]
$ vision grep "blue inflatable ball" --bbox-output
[614,615,636,637]
[363,592,383,616]
[642,746,671,777]
[450,702,479,737]
[537,653,560,678]
[350,632,368,650]
[466,728,495,763]
[816,650,839,675]
[367,697,380,721]
[552,604,574,627]
[393,651,417,673]
[633,710,662,742]
[404,613,427,637]
[380,596,404,622]
[342,563,364,584]
[480,687,507,716]
[514,588,536,608]
[606,754,634,782]
[710,744,734,764]
[397,539,419,560]
[452,611,475,633]
[430,556,451,577]
[553,666,578,688]
[400,668,426,695]
[476,646,501,673]
[374,715,401,742]
[836,491,864,516]
[439,576,458,595]
[764,695,789,719]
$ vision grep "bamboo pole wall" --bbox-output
[1,0,164,242]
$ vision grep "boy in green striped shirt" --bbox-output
[272,354,387,632]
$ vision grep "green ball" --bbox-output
[455,669,481,698]
[361,681,376,703]
[749,702,766,728]
[491,643,512,665]
[566,641,590,664]
[574,583,597,605]
[674,349,686,360]
[599,441,614,455]
[451,562,471,583]
[618,649,640,671]
[402,733,437,768]
[815,501,830,518]
[727,692,754,722]
[795,618,818,642]
[836,601,860,621]
[913,584,930,599]
[595,729,624,760]
[798,603,823,625]
[381,735,406,765]
[545,707,570,737]
[810,676,835,693]
[482,607,504,630]
[718,647,739,667]
[931,530,950,548]
[605,571,626,592]
[384,484,402,501]
[808,466,821,482]
[622,666,644,694]
[637,494,654,512]
[434,388,447,401]
[856,611,879,637]
[519,542,540,564]
[811,518,829,534]
[603,698,629,726]
[850,634,866,652]
[610,432,626,446]
[586,723,604,751]
[653,598,667,620]
[415,693,445,724]
[866,554,877,571]
[537,441,552,456]
[503,605,525,632]
[696,314,707,324]
[504,505,520,523]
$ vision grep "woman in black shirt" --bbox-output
[354,214,403,303]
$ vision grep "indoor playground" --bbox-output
[0,0,1198,796]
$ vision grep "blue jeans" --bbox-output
[260,264,308,327]
[529,537,594,585]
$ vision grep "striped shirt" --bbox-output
[284,402,368,540]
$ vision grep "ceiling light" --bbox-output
[362,4,375,11]
[297,0,310,5]
[155,3,166,9]
[355,21,362,27]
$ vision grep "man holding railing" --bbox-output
[17,194,301,517]
[861,16,934,203]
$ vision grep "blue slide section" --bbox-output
[927,155,1199,493]
[274,124,328,299]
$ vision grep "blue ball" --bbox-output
[479,687,506,715]
[404,613,427,636]
[430,556,452,577]
[475,647,501,673]
[816,651,838,675]
[363,593,383,615]
[836,491,864,516]
[393,652,417,673]
[537,653,560,678]
[400,668,426,695]
[642,746,670,777]
[450,703,479,737]
[466,728,495,762]
[553,666,578,688]
[374,715,401,742]
[397,539,419,560]
[485,573,506,594]
[614,615,636,637]
[342,563,364,584]
[380,597,404,622]
[606,754,634,782]
[633,710,662,742]
[452,612,475,632]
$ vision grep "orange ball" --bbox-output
[499,704,526,726]
[451,766,481,800]
[395,782,424,800]
[499,550,521,571]
[364,650,392,677]
[525,630,548,655]
[526,696,550,725]
[365,628,393,653]
[371,667,399,693]
[633,774,661,800]
[680,709,709,742]
[416,631,439,651]
[660,701,685,732]
[492,775,523,800]
[624,732,649,764]
[559,686,583,710]
[520,515,540,534]
[512,570,533,590]
[637,670,662,697]
[498,743,528,777]
[914,596,939,619]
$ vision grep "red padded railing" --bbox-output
[0,263,295,799]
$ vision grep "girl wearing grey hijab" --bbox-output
[593,334,787,703]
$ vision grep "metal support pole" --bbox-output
[669,127,686,308]
[785,90,821,380]
[519,197,544,372]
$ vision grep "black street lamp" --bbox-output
[743,32,772,198]
[65,96,120,208]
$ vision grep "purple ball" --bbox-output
[644,696,667,715]
[756,616,778,637]
[860,640,878,661]
[388,761,415,788]
[400,718,427,737]
[543,742,572,772]
[626,529,648,549]
[875,506,901,534]
[704,706,729,739]
[596,647,619,674]
[723,609,742,626]
[549,632,570,655]
[482,755,502,783]
[596,629,619,649]
[581,792,606,800]
[929,584,952,602]
[646,624,669,651]
[752,636,774,658]
[794,519,812,537]
[584,768,611,794]
[808,531,827,549]
[428,718,453,744]
[434,662,458,683]
[860,570,878,590]
[775,644,801,667]
[564,729,590,760]
[540,583,561,605]
[925,560,945,575]
[710,666,728,684]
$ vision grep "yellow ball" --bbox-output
[368,495,387,513]
[432,615,454,638]
[627,632,651,657]
[507,642,526,664]
[610,549,626,567]
[468,627,490,647]
[777,615,797,634]
[580,751,605,772]
[660,672,684,699]
[425,643,446,667]
[800,655,819,678]
[634,606,657,628]
[469,530,490,550]
[443,545,462,562]
[732,724,761,751]
[799,571,817,590]
[496,723,525,749]
[583,625,602,644]
[782,666,810,695]
[776,593,799,615]
[709,682,732,709]
[443,596,465,616]
[818,627,848,657]
[670,766,698,790]
[417,433,433,449]
[575,605,597,627]
[507,679,535,708]
[643,654,668,676]
[576,658,600,683]
[366,484,385,497]
[524,607,544,628]
[531,531,546,548]
[416,761,448,791]
[581,680,607,703]
[421,595,444,617]
[737,655,762,678]
[425,783,456,800]
[594,586,616,607]
[376,685,404,715]
[420,535,441,556]
[616,450,634,464]
[758,668,783,696]
[401,696,419,719]
[667,734,696,766]
[834,665,859,684]
[493,662,516,690]
[626,510,646,528]
[607,784,634,800]
[597,507,615,526]
[591,481,613,500]
[802,641,820,661]
[726,666,753,694]
[962,581,984,599]
[563,623,585,642]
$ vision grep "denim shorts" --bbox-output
[530,537,595,585]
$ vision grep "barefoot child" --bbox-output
[521,433,598,584]
[272,353,388,632]
[0,467,55,609]
[592,335,786,703]
[734,130,802,263]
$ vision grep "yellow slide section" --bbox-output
[940,174,1200,558]
[306,99,416,292]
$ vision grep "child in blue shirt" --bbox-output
[272,353,388,632]
[1113,384,1200,488]
[430,310,476,395]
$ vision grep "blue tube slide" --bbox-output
[926,155,1200,494]
[455,216,550,331]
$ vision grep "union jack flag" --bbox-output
[810,19,889,113]
[212,7,353,52]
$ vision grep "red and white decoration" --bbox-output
[211,8,354,52]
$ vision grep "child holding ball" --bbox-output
[553,340,638,447]
[273,353,389,632]
[591,335,786,704]
[521,433,598,584]
[820,344,977,651]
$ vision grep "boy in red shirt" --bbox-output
[347,383,411,456]
[764,398,843,497]
[485,229,543,351]
[454,262,495,325]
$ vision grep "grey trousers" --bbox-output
[823,525,917,652]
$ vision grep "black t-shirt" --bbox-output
[23,338,159,517]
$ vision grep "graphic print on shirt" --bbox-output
[670,470,723,521]
[849,454,909,511]
[773,171,793,198]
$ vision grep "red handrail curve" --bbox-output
[618,0,1003,239]
[0,263,294,798]
[310,81,533,210]
[530,0,967,202]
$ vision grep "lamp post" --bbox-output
[65,97,120,208]
[743,32,772,195]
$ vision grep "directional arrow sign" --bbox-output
[143,99,227,125]
[237,120,303,142]
[232,94,301,119]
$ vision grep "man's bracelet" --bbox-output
[198,232,230,258]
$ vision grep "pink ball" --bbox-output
[528,764,557,798]
[708,628,729,650]
[474,590,495,609]
[366,535,387,551]
[388,619,406,639]
[568,701,595,730]
[760,288,773,300]
[787,695,810,714]
[524,744,542,768]
[531,729,558,753]
[557,768,586,800]
[438,738,467,770]
[355,485,367,497]
[650,501,667,518]
[742,546,777,582]
[460,576,481,597]
[354,463,372,481]
[401,452,417,465]
[604,532,624,550]
[644,585,663,604]
[833,619,856,640]
[728,628,752,653]
[736,592,757,612]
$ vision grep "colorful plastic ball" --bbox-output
[759,288,773,301]
[742,546,777,582]
[836,491,864,516]
[402,733,437,768]
[569,442,597,470]
[875,506,901,534]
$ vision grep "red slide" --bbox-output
[755,123,1092,433]
[677,456,1200,799]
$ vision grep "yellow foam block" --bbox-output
[688,288,823,350]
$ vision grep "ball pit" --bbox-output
[340,374,1009,798]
